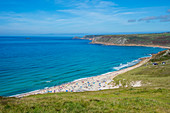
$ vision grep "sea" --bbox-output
[0,36,166,96]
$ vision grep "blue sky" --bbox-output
[0,0,170,35]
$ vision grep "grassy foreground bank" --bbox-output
[0,50,170,113]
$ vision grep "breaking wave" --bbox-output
[113,59,141,71]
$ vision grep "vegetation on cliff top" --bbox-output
[82,32,170,47]
[0,50,170,113]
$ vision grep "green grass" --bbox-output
[112,59,170,89]
[0,50,170,113]
[0,88,170,113]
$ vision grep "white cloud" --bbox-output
[1,0,167,34]
[55,0,124,24]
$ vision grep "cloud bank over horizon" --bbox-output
[0,0,170,35]
[128,9,170,23]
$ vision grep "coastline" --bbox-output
[90,41,170,49]
[10,38,169,98]
[12,56,151,98]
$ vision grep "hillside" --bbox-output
[0,50,170,113]
[112,49,170,89]
[76,33,170,47]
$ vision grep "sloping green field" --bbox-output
[112,50,170,89]
[0,88,169,113]
[0,50,170,113]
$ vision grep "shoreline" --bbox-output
[10,38,169,98]
[74,37,170,49]
[90,41,170,49]
[12,56,151,98]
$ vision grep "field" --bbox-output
[0,50,170,113]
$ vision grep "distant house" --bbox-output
[162,62,166,65]
[152,63,158,65]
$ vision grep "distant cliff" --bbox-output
[73,35,100,40]
[74,33,170,48]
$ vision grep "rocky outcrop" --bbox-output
[93,36,128,44]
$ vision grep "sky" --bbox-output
[0,0,170,35]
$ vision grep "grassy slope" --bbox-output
[112,50,170,89]
[0,88,169,113]
[0,50,170,113]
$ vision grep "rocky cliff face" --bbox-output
[93,36,128,44]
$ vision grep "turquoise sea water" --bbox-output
[0,36,166,96]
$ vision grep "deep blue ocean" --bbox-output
[0,36,166,96]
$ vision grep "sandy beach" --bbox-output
[13,56,151,98]
[91,41,170,49]
[12,38,169,98]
